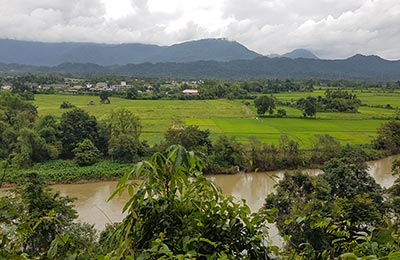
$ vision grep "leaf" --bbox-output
[339,252,358,259]
[47,239,58,259]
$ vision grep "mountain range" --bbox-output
[0,38,263,66]
[0,38,399,80]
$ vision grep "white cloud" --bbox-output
[0,0,399,59]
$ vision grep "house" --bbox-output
[1,84,12,90]
[182,89,199,95]
[110,81,132,91]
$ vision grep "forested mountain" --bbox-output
[0,38,260,66]
[4,55,398,80]
[1,38,398,80]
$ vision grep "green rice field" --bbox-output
[31,92,398,147]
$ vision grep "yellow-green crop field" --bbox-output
[32,91,400,147]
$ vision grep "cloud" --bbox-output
[0,0,399,59]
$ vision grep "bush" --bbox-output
[60,101,76,109]
[73,139,101,166]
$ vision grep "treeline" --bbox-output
[5,74,400,103]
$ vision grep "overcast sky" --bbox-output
[0,0,399,59]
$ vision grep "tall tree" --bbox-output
[107,108,143,162]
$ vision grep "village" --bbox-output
[0,76,202,97]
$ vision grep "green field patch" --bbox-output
[31,94,392,147]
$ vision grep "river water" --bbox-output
[1,155,399,232]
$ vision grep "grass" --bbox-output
[32,93,395,147]
[274,89,400,108]
[32,94,251,144]
[2,160,132,184]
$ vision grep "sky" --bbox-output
[0,0,399,59]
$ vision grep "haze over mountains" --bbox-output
[0,38,399,80]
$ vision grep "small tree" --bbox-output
[254,95,276,115]
[311,134,341,164]
[164,125,212,154]
[303,96,317,118]
[277,108,287,117]
[99,91,111,104]
[60,101,76,109]
[73,139,101,166]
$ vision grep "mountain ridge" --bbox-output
[0,38,261,66]
[1,54,399,81]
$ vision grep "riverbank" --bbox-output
[0,145,393,188]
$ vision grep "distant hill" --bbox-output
[149,38,261,63]
[267,49,319,59]
[1,54,399,80]
[0,38,261,66]
[282,49,319,60]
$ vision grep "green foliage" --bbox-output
[266,156,386,258]
[108,145,272,259]
[0,172,84,258]
[1,159,130,184]
[373,121,400,154]
[311,134,342,164]
[59,101,76,109]
[254,95,276,115]
[60,108,99,158]
[211,135,245,171]
[107,108,144,162]
[11,127,50,168]
[11,82,35,100]
[297,96,317,117]
[73,139,102,166]
[0,91,37,130]
[100,90,111,104]
[163,125,212,154]
[276,108,287,117]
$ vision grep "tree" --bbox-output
[266,157,385,258]
[303,96,317,117]
[11,127,50,167]
[125,87,139,99]
[99,91,111,104]
[107,145,272,259]
[164,125,212,154]
[59,101,76,109]
[0,173,83,258]
[0,91,37,129]
[73,139,101,166]
[11,81,35,100]
[107,108,143,162]
[59,108,98,158]
[211,135,244,171]
[373,121,400,154]
[277,108,287,117]
[311,134,342,164]
[254,95,276,115]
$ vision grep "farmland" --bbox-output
[31,91,400,147]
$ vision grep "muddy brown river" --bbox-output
[1,155,399,232]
